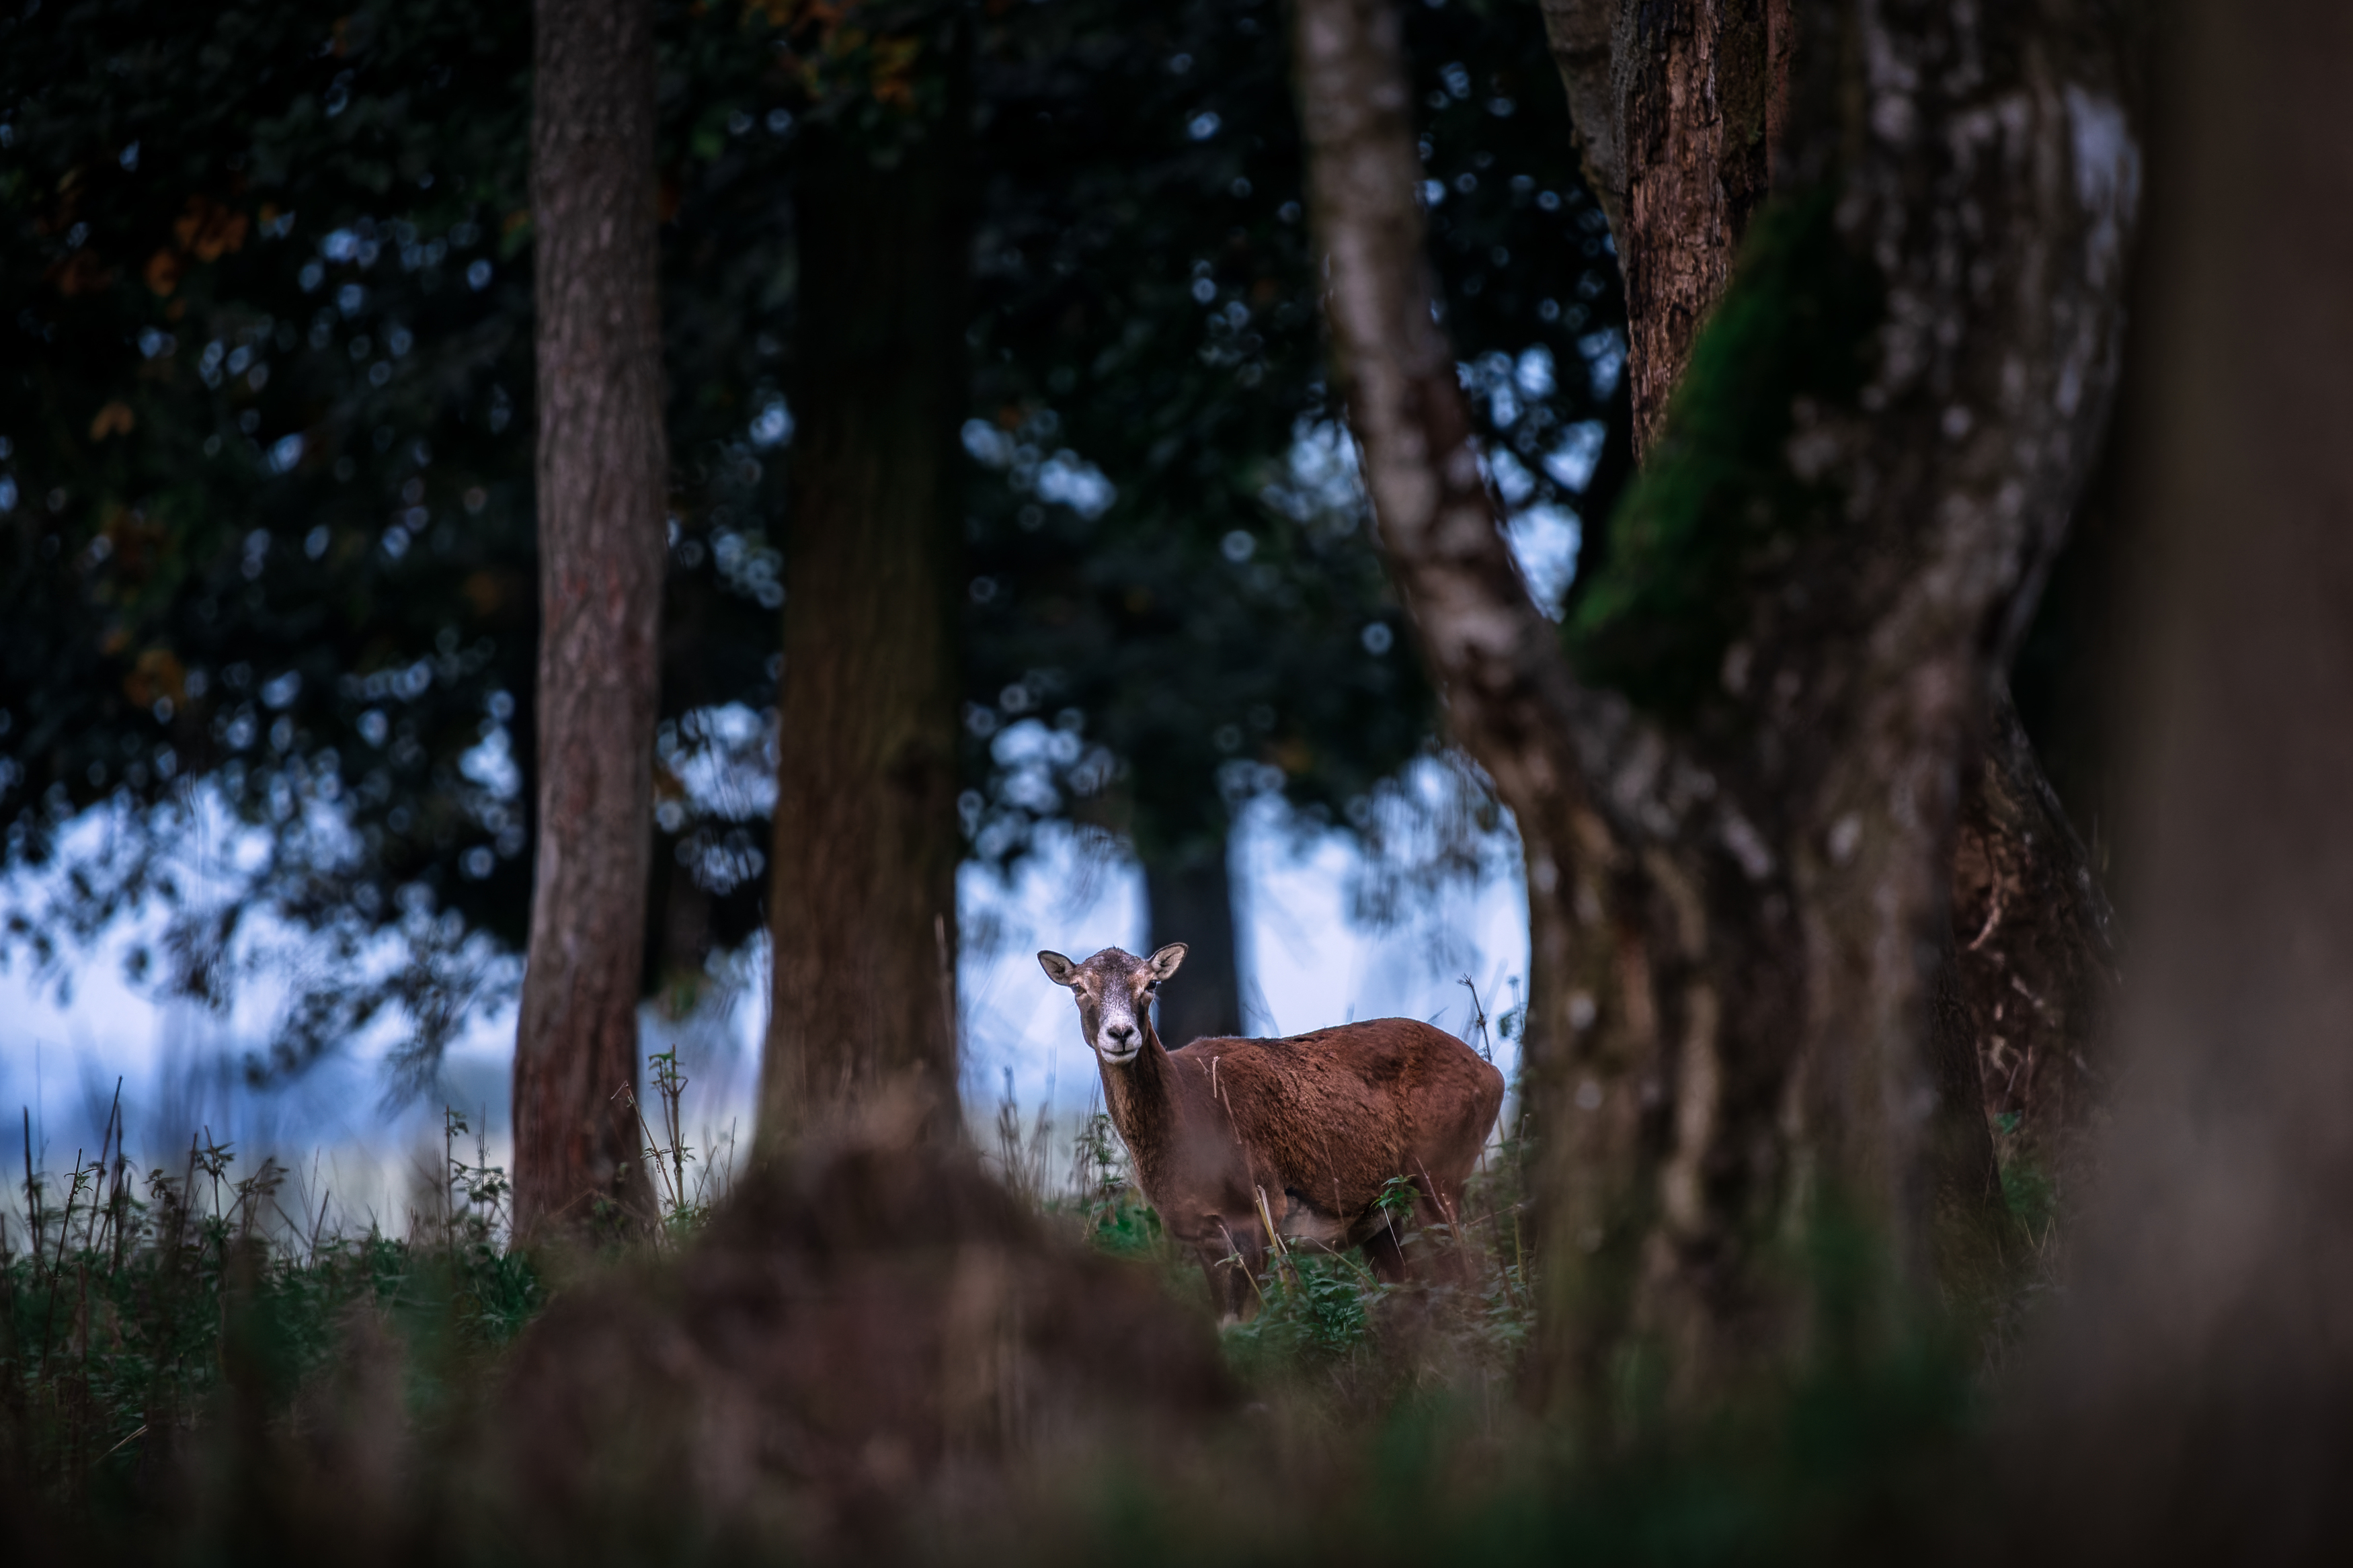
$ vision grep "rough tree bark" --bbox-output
[1144,837,1244,1046]
[2002,5,2353,1554]
[1538,0,1791,458]
[1295,0,2136,1421]
[1538,0,2124,1215]
[760,115,966,1141]
[512,0,667,1237]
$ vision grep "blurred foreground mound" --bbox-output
[1,1108,1230,1568]
[480,1106,1231,1563]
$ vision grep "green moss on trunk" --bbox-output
[1566,191,1882,720]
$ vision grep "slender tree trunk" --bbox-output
[1143,835,1243,1046]
[512,0,666,1238]
[1538,0,2125,1227]
[2004,7,2353,1552]
[1296,0,2136,1423]
[760,113,966,1141]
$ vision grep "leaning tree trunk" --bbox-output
[1537,0,2124,1231]
[512,0,667,1238]
[760,114,967,1142]
[1296,0,2137,1426]
[1143,833,1244,1046]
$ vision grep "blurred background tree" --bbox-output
[510,0,670,1231]
[758,0,969,1134]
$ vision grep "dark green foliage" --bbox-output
[1220,1251,1378,1371]
[4,0,1632,1073]
[1,1,537,930]
[959,0,1630,868]
[0,1,797,1061]
[1568,190,1883,720]
[961,0,1419,870]
[1069,1110,1167,1262]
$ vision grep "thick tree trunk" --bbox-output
[2003,6,2353,1552]
[1535,0,1790,458]
[512,0,667,1238]
[1539,0,1791,458]
[1296,0,2135,1423]
[760,118,966,1141]
[1143,835,1243,1046]
[1538,0,2124,1231]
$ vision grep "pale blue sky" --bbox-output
[3,414,1570,1197]
[1,788,1530,1201]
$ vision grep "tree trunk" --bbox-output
[1143,834,1243,1046]
[512,0,666,1238]
[760,115,966,1142]
[1536,0,1792,462]
[1538,0,2124,1231]
[1295,0,2136,1423]
[1539,0,1791,458]
[2003,5,2353,1552]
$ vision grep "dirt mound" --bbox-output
[485,1118,1231,1561]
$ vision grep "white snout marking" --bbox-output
[1092,989,1143,1060]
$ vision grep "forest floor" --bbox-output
[0,1088,2001,1566]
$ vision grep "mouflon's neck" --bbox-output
[1097,1016,1183,1196]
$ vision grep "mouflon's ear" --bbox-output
[1037,950,1083,987]
[1146,942,1188,981]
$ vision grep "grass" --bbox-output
[2,1111,543,1518]
[3,1057,1990,1566]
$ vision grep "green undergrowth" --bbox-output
[1031,1096,1543,1401]
[1213,1175,1538,1401]
[1043,1116,1982,1567]
[2,1130,545,1516]
[4,1085,1985,1566]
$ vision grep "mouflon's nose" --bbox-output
[1105,1022,1138,1045]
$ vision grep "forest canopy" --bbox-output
[0,0,1628,1072]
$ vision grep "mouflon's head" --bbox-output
[1036,943,1187,1065]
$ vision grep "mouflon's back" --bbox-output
[1165,1018,1503,1214]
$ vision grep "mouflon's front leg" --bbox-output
[1200,1219,1266,1325]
